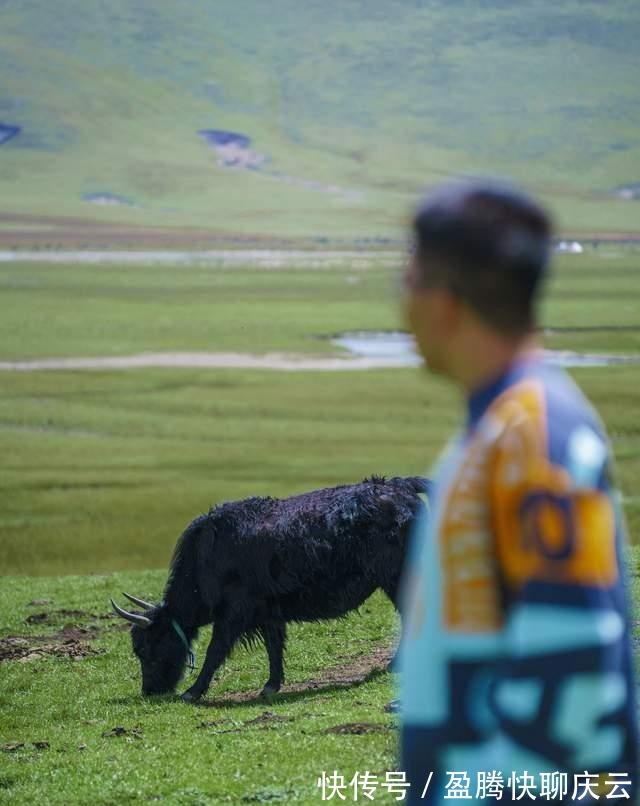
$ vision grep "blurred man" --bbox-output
[399,180,638,804]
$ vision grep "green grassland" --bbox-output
[0,574,406,805]
[0,250,639,362]
[0,564,636,805]
[1,1,640,239]
[2,3,640,800]
[0,250,639,576]
[0,251,639,803]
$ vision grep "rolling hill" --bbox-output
[1,0,639,240]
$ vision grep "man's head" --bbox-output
[404,179,552,380]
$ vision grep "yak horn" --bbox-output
[110,598,152,628]
[122,591,155,611]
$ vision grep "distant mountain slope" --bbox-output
[1,0,639,239]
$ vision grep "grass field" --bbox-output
[0,250,639,363]
[0,249,639,576]
[0,250,639,803]
[0,561,637,805]
[0,572,405,805]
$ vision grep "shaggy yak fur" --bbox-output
[112,475,431,701]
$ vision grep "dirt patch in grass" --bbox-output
[298,645,393,689]
[241,787,302,803]
[0,631,103,662]
[102,726,143,739]
[323,722,391,735]
[244,710,291,727]
[22,606,125,629]
[198,718,235,729]
[1,742,26,753]
[1,605,131,663]
[198,710,293,735]
[25,608,90,625]
[0,611,126,662]
[201,644,393,706]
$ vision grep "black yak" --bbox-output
[111,475,431,702]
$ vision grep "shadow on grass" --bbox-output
[106,693,179,708]
[106,644,394,709]
[106,661,392,709]
[195,665,392,709]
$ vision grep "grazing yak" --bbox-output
[111,475,431,702]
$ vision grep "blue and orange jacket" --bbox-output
[399,356,638,804]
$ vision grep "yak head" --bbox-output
[111,593,192,696]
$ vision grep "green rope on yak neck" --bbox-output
[171,618,196,673]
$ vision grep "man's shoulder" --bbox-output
[485,362,599,429]
[483,362,610,488]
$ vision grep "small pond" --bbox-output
[332,331,640,368]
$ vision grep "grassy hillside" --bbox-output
[1,1,640,239]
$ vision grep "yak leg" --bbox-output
[181,621,242,702]
[381,579,403,672]
[261,621,286,697]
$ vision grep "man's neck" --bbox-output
[453,329,540,398]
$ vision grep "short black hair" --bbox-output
[412,179,552,335]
